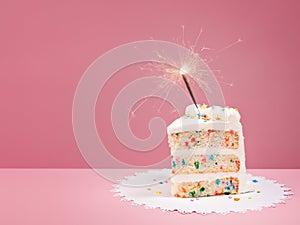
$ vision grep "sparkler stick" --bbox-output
[180,69,201,115]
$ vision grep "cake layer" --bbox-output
[168,129,239,150]
[171,172,254,193]
[171,177,239,198]
[171,148,242,156]
[172,154,240,174]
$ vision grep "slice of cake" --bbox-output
[168,104,253,198]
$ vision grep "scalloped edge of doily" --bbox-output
[111,169,294,215]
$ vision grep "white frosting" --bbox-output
[167,104,242,134]
[185,104,240,122]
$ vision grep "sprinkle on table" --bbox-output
[248,196,252,200]
[147,188,151,191]
[252,179,258,183]
[159,181,163,184]
[256,190,261,193]
[155,191,162,195]
[233,197,240,201]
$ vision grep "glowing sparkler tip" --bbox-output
[179,67,189,75]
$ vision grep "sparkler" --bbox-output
[179,68,201,115]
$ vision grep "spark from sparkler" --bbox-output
[214,38,243,54]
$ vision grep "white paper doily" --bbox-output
[112,169,293,215]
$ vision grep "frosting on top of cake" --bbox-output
[185,104,240,122]
[167,104,242,134]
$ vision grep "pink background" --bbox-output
[1,0,299,168]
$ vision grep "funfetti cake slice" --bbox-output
[167,104,253,198]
